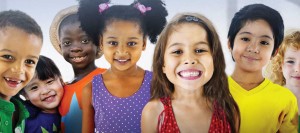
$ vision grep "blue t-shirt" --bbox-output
[24,102,61,133]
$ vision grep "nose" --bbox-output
[116,45,128,55]
[11,61,25,74]
[183,52,197,65]
[247,40,260,54]
[295,63,300,73]
[70,42,83,53]
[41,87,51,95]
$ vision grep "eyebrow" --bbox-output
[168,41,208,48]
[238,31,273,40]
[0,49,13,52]
[106,36,140,40]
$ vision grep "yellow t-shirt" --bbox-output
[228,76,298,133]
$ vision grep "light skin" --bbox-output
[142,23,214,133]
[23,76,64,113]
[59,22,98,84]
[82,20,146,133]
[0,27,42,101]
[229,19,274,90]
[282,47,300,113]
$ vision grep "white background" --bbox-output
[1,0,300,82]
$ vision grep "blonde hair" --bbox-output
[266,30,300,85]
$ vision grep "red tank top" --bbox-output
[158,97,231,133]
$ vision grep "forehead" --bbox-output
[104,20,142,35]
[0,27,42,56]
[167,23,208,44]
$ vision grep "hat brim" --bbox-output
[49,5,78,55]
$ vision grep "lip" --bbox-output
[114,59,130,65]
[243,55,259,61]
[70,55,87,63]
[178,69,202,80]
[291,76,300,80]
[42,95,56,103]
[4,77,23,88]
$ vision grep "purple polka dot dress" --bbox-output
[92,70,152,133]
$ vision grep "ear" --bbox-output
[227,40,232,52]
[142,38,147,51]
[99,37,103,50]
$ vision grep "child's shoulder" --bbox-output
[142,99,164,123]
[266,79,296,99]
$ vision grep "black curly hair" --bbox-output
[78,0,168,45]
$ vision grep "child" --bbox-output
[0,10,43,133]
[78,0,168,132]
[141,13,240,133]
[49,5,106,132]
[227,4,298,132]
[267,30,300,130]
[21,55,64,133]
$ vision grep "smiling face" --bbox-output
[59,22,98,70]
[24,76,64,113]
[162,23,214,91]
[101,20,146,71]
[282,47,300,88]
[230,19,274,73]
[0,27,42,101]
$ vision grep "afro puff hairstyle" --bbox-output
[78,0,168,45]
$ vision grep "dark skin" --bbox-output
[59,22,99,84]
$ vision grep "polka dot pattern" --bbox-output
[92,70,152,133]
[158,97,232,133]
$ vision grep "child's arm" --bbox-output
[81,82,94,133]
[278,95,298,133]
[141,100,162,133]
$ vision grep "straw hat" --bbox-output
[49,5,102,59]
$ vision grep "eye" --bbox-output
[81,39,90,44]
[260,41,269,45]
[286,60,295,64]
[195,49,207,53]
[2,55,14,61]
[108,41,118,46]
[30,86,38,91]
[62,41,71,46]
[25,59,36,65]
[128,42,137,46]
[46,79,54,84]
[172,50,183,55]
[241,37,250,42]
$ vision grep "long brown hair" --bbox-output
[151,13,239,132]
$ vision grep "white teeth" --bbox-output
[118,59,127,62]
[180,71,200,77]
[5,78,22,83]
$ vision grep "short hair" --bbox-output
[58,14,79,37]
[227,4,284,56]
[0,10,43,41]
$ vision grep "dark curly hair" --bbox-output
[78,0,168,45]
[0,10,43,42]
[228,4,284,57]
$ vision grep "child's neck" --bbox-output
[107,65,142,78]
[0,93,10,101]
[231,68,264,91]
[71,63,97,83]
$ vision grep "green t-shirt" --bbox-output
[0,97,29,133]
